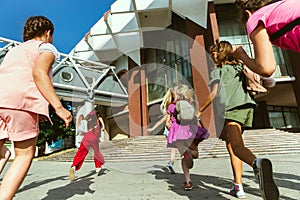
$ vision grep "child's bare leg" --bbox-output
[167,147,177,174]
[225,121,256,166]
[189,141,199,159]
[176,140,186,156]
[0,145,11,174]
[181,158,191,182]
[226,141,243,184]
[0,137,37,199]
[170,148,176,164]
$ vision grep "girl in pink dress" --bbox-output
[0,16,72,199]
[166,85,209,190]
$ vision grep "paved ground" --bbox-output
[2,153,299,200]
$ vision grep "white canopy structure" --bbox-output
[71,0,208,66]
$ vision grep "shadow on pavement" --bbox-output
[97,168,110,176]
[149,165,262,200]
[244,170,300,200]
[41,171,96,200]
[16,174,67,194]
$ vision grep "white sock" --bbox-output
[234,183,244,191]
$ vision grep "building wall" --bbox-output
[185,2,219,137]
[123,2,226,138]
[107,1,300,140]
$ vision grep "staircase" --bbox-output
[38,128,300,162]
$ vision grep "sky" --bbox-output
[0,0,115,53]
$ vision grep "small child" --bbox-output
[70,110,105,181]
[199,41,279,199]
[0,16,72,199]
[166,84,209,190]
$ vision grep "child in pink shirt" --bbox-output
[233,0,300,77]
[0,16,72,199]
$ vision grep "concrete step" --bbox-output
[39,128,300,162]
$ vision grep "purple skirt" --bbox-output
[167,123,209,148]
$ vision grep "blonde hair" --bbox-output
[175,84,194,102]
[160,88,176,114]
[160,85,195,114]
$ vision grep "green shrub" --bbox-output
[38,100,75,147]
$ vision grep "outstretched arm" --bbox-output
[33,52,72,127]
[165,114,172,130]
[197,83,218,116]
[77,114,84,127]
[233,24,276,77]
[146,115,167,134]
[98,116,105,131]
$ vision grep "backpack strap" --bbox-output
[263,0,300,42]
[270,17,300,42]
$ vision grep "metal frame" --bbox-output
[0,36,128,106]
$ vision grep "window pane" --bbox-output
[282,107,290,112]
[274,107,282,112]
[146,64,166,102]
[269,112,285,128]
[284,112,300,128]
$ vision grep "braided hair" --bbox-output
[23,16,54,41]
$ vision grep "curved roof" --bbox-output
[71,0,208,65]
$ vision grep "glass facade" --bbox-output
[146,13,193,103]
[268,106,300,128]
[146,48,193,103]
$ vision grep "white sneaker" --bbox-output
[229,183,246,199]
[96,167,102,173]
[253,158,279,200]
[167,161,176,174]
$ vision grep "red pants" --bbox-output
[71,129,104,170]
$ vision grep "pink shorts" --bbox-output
[0,108,39,141]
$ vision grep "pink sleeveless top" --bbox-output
[246,0,300,52]
[0,40,53,118]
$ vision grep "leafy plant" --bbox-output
[37,100,75,147]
